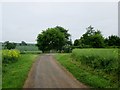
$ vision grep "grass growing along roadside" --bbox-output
[55,53,118,88]
[2,54,39,88]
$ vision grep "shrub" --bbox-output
[62,46,72,53]
[2,49,20,63]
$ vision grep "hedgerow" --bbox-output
[71,49,119,75]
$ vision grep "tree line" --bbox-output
[74,25,120,48]
[2,25,120,52]
[36,26,120,53]
[3,41,28,50]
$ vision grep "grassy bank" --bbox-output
[2,54,39,88]
[55,49,119,88]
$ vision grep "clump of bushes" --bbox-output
[2,49,20,63]
[62,46,72,53]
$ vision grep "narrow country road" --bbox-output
[23,54,88,88]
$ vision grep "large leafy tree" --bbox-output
[90,34,105,48]
[80,26,105,48]
[36,27,66,52]
[55,26,70,39]
[54,26,72,46]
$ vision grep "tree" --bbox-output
[4,41,16,50]
[55,26,70,40]
[20,41,27,46]
[90,34,105,48]
[36,27,66,53]
[74,39,80,46]
[105,35,120,46]
[80,25,95,46]
[54,26,71,46]
[80,26,105,48]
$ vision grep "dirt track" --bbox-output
[23,54,88,88]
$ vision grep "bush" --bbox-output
[62,46,72,53]
[2,49,20,63]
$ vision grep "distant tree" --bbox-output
[90,34,105,48]
[4,41,16,50]
[20,41,27,46]
[105,35,120,46]
[80,25,95,46]
[80,26,105,48]
[36,28,66,53]
[74,39,80,46]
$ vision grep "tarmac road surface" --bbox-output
[23,54,88,88]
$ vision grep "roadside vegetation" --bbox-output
[2,41,41,88]
[2,52,39,88]
[55,48,119,88]
[2,49,20,63]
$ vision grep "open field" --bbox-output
[2,54,39,88]
[16,45,39,52]
[55,48,119,88]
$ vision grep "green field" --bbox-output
[1,43,39,52]
[16,45,39,52]
[2,54,39,88]
[55,48,119,88]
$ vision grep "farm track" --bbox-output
[23,54,88,88]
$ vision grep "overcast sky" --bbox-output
[1,2,118,43]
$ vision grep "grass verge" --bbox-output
[55,53,118,88]
[2,54,39,88]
